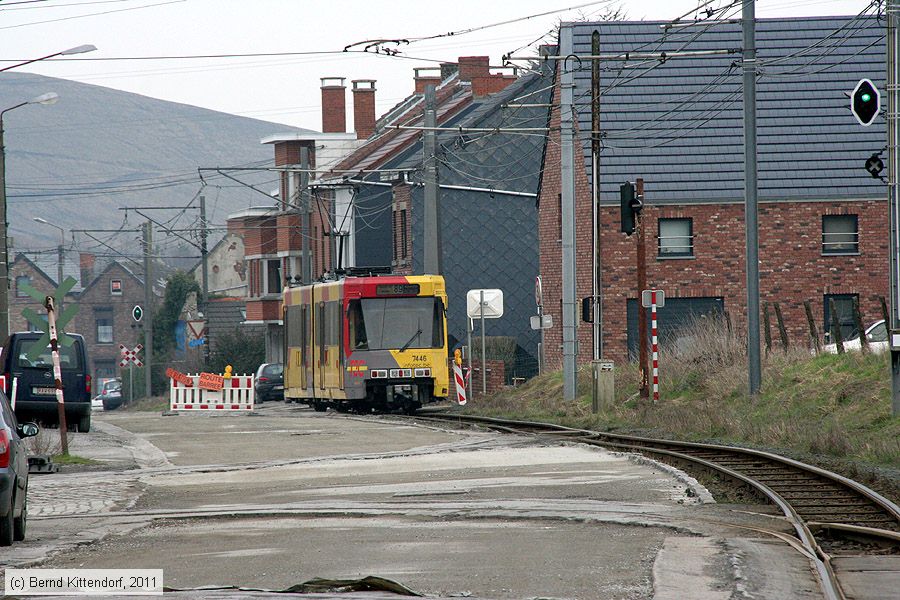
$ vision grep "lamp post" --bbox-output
[0,92,60,340]
[33,217,66,287]
[0,44,97,73]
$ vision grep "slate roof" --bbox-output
[567,16,885,204]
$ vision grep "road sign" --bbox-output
[530,315,553,330]
[535,276,543,307]
[187,320,206,341]
[466,289,504,319]
[132,305,143,322]
[19,277,80,359]
[641,289,665,308]
[119,344,144,368]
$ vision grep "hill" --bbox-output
[1,72,306,257]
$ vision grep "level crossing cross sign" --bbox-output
[119,344,144,368]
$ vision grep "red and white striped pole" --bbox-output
[651,290,659,403]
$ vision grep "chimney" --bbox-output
[79,252,95,287]
[472,66,518,98]
[414,67,442,93]
[440,62,459,81]
[457,56,490,82]
[320,77,346,133]
[352,79,376,140]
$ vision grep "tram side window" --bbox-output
[432,298,445,347]
[348,300,368,349]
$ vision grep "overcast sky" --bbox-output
[0,0,869,131]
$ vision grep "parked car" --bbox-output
[0,332,92,431]
[254,363,284,402]
[0,389,39,546]
[95,379,124,411]
[822,320,889,354]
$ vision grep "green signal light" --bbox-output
[861,93,872,102]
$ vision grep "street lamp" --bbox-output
[0,44,97,73]
[33,217,66,286]
[0,92,60,340]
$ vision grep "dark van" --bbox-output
[1,332,92,432]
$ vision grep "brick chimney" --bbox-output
[79,252,95,287]
[458,56,490,82]
[352,79,376,140]
[414,67,442,93]
[320,77,346,133]
[472,66,518,98]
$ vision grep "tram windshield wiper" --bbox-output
[399,328,422,352]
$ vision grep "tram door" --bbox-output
[317,301,326,390]
[300,304,310,391]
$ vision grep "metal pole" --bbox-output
[480,290,486,396]
[0,116,9,341]
[300,146,311,283]
[560,25,578,401]
[636,179,649,400]
[888,0,900,417]
[591,29,602,362]
[199,195,209,306]
[744,0,762,395]
[423,84,442,275]
[143,221,154,399]
[537,302,544,375]
[467,317,473,400]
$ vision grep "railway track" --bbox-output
[413,412,900,600]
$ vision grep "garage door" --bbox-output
[626,296,725,360]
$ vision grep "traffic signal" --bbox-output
[582,297,593,323]
[851,79,880,127]
[620,182,642,236]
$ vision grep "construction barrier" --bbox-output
[169,373,255,411]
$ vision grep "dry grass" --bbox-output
[465,315,900,477]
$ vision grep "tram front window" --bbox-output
[352,297,443,350]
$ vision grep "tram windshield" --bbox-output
[349,297,444,350]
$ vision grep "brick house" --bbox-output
[72,261,146,382]
[8,252,84,337]
[319,57,549,377]
[539,17,887,367]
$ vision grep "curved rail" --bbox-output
[414,412,900,600]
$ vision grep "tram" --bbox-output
[282,271,450,413]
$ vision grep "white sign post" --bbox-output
[466,289,504,397]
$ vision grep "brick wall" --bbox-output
[538,69,595,371]
[538,74,890,366]
[9,258,58,334]
[468,359,505,397]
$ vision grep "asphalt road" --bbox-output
[2,402,833,599]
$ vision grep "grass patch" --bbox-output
[465,316,900,500]
[50,453,98,465]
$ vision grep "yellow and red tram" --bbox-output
[282,273,450,413]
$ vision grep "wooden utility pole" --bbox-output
[636,178,649,400]
[142,222,154,398]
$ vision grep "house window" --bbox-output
[658,218,693,258]
[266,259,281,295]
[822,215,858,254]
[95,307,114,344]
[15,275,31,298]
[110,279,123,295]
[823,293,859,342]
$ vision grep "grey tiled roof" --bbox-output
[569,16,885,204]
